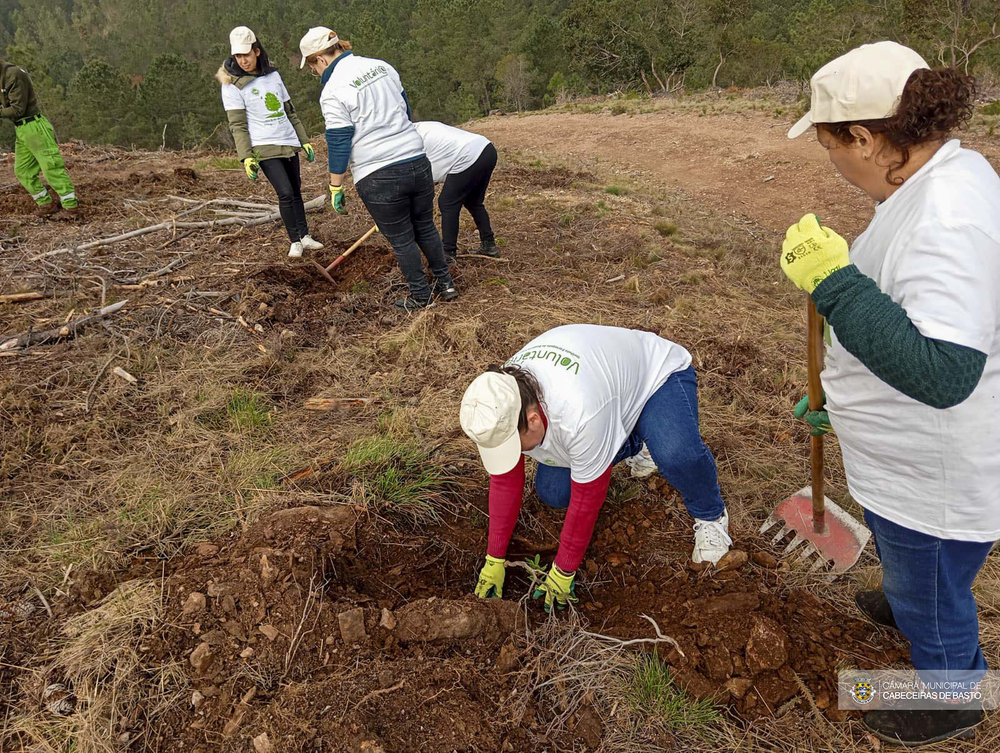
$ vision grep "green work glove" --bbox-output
[330,184,347,214]
[794,394,832,436]
[532,565,578,613]
[302,143,316,162]
[243,157,260,181]
[474,555,505,599]
[781,213,849,293]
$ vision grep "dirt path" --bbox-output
[477,107,1000,241]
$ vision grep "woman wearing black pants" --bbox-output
[415,121,499,262]
[217,26,323,258]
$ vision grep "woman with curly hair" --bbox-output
[781,41,1000,746]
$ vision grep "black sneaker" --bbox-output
[433,282,459,302]
[856,590,899,631]
[863,708,982,747]
[393,297,431,312]
[473,239,500,257]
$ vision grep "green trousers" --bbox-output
[14,115,77,207]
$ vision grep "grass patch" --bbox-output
[605,185,630,196]
[983,101,1000,116]
[195,155,242,170]
[341,435,457,524]
[654,220,679,237]
[198,387,272,434]
[350,280,371,294]
[625,652,719,729]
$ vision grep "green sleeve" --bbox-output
[812,265,987,409]
[0,67,31,120]
[284,99,310,146]
[225,108,254,161]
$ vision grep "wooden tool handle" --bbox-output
[807,297,826,531]
[326,225,380,273]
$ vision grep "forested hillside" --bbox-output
[2,0,1000,150]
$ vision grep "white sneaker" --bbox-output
[692,509,732,565]
[300,235,324,251]
[288,242,304,258]
[624,444,657,478]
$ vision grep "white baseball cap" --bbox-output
[460,372,523,475]
[299,26,339,69]
[229,26,257,56]
[788,41,929,139]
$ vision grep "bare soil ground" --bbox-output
[2,95,999,752]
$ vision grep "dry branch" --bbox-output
[0,300,128,351]
[32,195,326,260]
[0,292,46,303]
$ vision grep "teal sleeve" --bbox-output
[812,265,987,409]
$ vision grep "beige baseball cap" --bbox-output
[460,372,523,475]
[229,26,257,56]
[788,41,929,139]
[299,26,339,69]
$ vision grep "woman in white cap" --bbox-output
[413,120,499,262]
[782,40,1000,746]
[216,26,322,259]
[298,27,457,310]
[460,324,731,613]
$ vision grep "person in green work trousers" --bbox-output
[216,26,322,259]
[783,41,1000,747]
[0,58,77,216]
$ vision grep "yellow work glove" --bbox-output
[474,555,505,599]
[330,184,347,214]
[780,213,850,294]
[532,565,578,613]
[302,143,316,162]
[243,156,260,181]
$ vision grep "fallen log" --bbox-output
[0,300,128,351]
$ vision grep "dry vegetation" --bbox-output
[2,102,1000,751]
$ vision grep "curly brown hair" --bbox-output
[819,67,977,185]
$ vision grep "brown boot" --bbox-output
[61,204,80,216]
[35,201,58,218]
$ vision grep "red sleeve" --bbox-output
[554,465,613,572]
[486,455,526,558]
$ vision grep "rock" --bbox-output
[338,608,367,643]
[222,620,247,641]
[240,647,254,659]
[673,669,720,701]
[259,624,280,641]
[221,594,236,614]
[206,581,223,598]
[360,742,386,753]
[379,608,396,631]
[191,690,205,709]
[688,559,711,573]
[392,598,522,643]
[182,592,206,616]
[606,552,630,566]
[189,642,215,673]
[253,732,274,753]
[715,549,748,572]
[723,677,753,699]
[752,551,779,569]
[260,555,278,584]
[196,543,219,557]
[745,615,789,673]
[496,640,519,674]
[703,647,734,681]
[222,711,243,738]
[689,592,761,616]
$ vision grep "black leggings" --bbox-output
[260,155,308,243]
[437,143,497,255]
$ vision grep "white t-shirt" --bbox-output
[220,70,301,149]
[413,121,491,183]
[509,324,692,483]
[319,53,424,183]
[824,139,1000,542]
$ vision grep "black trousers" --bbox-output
[260,155,308,243]
[437,143,497,255]
[356,156,454,302]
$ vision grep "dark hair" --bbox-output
[487,364,542,432]
[819,67,977,185]
[251,41,274,74]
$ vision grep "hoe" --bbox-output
[311,224,379,285]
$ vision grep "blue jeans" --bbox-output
[355,156,453,301]
[865,509,993,688]
[534,366,726,522]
